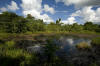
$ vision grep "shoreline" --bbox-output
[0,32,100,41]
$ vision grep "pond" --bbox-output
[54,36,91,56]
[27,35,91,55]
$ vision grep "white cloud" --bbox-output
[96,8,100,17]
[41,14,54,23]
[0,1,19,12]
[23,10,54,23]
[7,1,19,11]
[55,0,100,8]
[43,4,55,14]
[56,10,67,13]
[62,17,77,24]
[21,0,42,12]
[21,0,54,23]
[0,13,2,14]
[71,6,100,24]
[0,7,7,12]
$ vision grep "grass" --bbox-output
[0,32,100,66]
[0,40,32,58]
[0,31,100,41]
[4,49,32,58]
[5,41,15,48]
[91,37,100,46]
[0,33,10,39]
[76,42,91,50]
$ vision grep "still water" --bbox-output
[54,36,91,56]
[27,36,91,54]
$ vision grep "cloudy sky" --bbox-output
[0,0,100,24]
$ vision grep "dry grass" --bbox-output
[76,42,91,50]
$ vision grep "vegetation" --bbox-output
[0,36,100,66]
[0,40,33,66]
[0,11,100,66]
[91,37,100,46]
[0,11,100,34]
[76,42,91,50]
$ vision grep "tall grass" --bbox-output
[91,37,100,46]
[76,42,91,50]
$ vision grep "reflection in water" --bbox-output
[54,36,91,55]
[27,36,91,55]
[27,45,43,53]
[66,38,74,45]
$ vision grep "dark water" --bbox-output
[26,36,99,66]
[27,36,91,55]
[55,36,91,51]
[53,36,91,56]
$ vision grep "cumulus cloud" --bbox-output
[71,6,100,24]
[21,0,54,23]
[0,1,19,12]
[55,0,100,24]
[55,0,100,8]
[43,4,55,14]
[62,17,77,24]
[41,14,54,22]
[23,10,54,23]
[21,0,42,12]
[0,7,7,12]
[96,8,100,17]
[7,1,19,11]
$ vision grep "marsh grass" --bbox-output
[0,33,100,66]
[76,42,91,50]
[91,37,100,46]
[0,40,34,66]
[5,41,15,48]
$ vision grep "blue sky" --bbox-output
[0,0,100,24]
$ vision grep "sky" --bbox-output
[0,0,100,24]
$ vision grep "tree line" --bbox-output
[0,11,100,33]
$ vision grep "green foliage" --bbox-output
[0,11,18,23]
[0,11,100,34]
[0,40,34,66]
[0,11,100,65]
[56,18,62,25]
[5,41,15,48]
[71,23,83,31]
[84,22,99,32]
[0,33,10,39]
[45,40,58,55]
[44,39,60,63]
[91,37,100,46]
